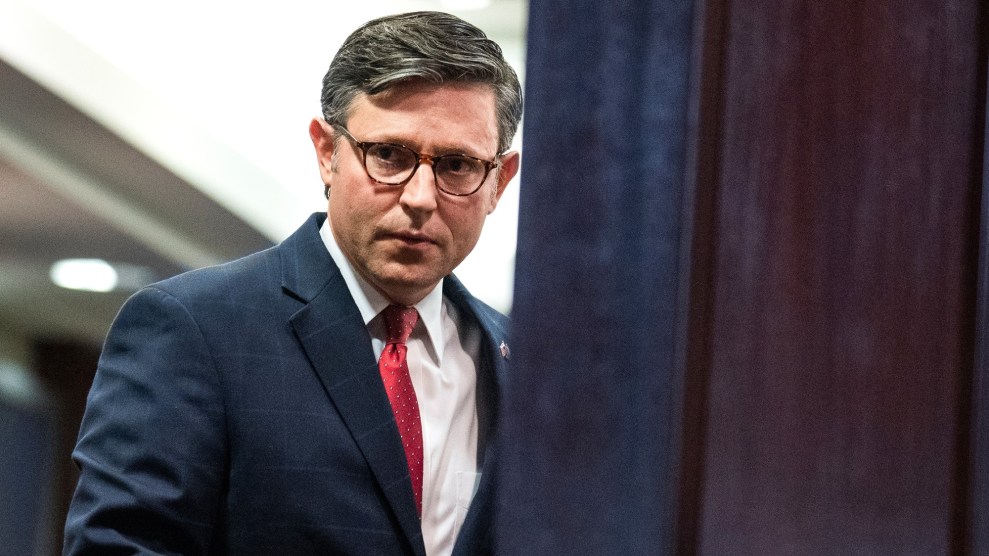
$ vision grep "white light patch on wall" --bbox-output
[49,258,118,292]
[0,360,46,407]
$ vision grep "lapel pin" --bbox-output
[499,341,510,360]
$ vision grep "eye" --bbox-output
[438,156,482,176]
[367,144,410,166]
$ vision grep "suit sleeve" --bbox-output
[64,286,227,555]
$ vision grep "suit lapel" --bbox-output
[281,214,426,556]
[443,278,511,556]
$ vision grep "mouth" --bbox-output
[384,230,437,248]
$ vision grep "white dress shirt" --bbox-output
[320,217,481,556]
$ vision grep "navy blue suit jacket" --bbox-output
[64,213,510,555]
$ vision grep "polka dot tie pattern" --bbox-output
[379,304,423,516]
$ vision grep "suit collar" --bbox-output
[279,212,336,303]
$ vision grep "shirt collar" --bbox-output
[320,215,445,361]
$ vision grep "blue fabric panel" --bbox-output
[498,0,699,553]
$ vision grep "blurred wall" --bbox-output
[0,329,55,556]
[0,329,98,556]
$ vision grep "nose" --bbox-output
[398,160,439,213]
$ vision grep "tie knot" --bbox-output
[382,304,419,345]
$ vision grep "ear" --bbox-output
[486,150,520,214]
[309,118,336,187]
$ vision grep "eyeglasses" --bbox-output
[333,124,501,196]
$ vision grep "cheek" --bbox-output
[444,207,488,249]
[330,189,374,239]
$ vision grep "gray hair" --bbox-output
[320,11,523,154]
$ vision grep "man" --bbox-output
[63,11,521,556]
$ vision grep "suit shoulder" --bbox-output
[150,244,281,302]
[148,213,328,303]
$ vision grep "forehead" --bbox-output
[345,81,499,154]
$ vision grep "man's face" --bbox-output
[309,80,520,305]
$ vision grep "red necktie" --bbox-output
[379,305,423,516]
